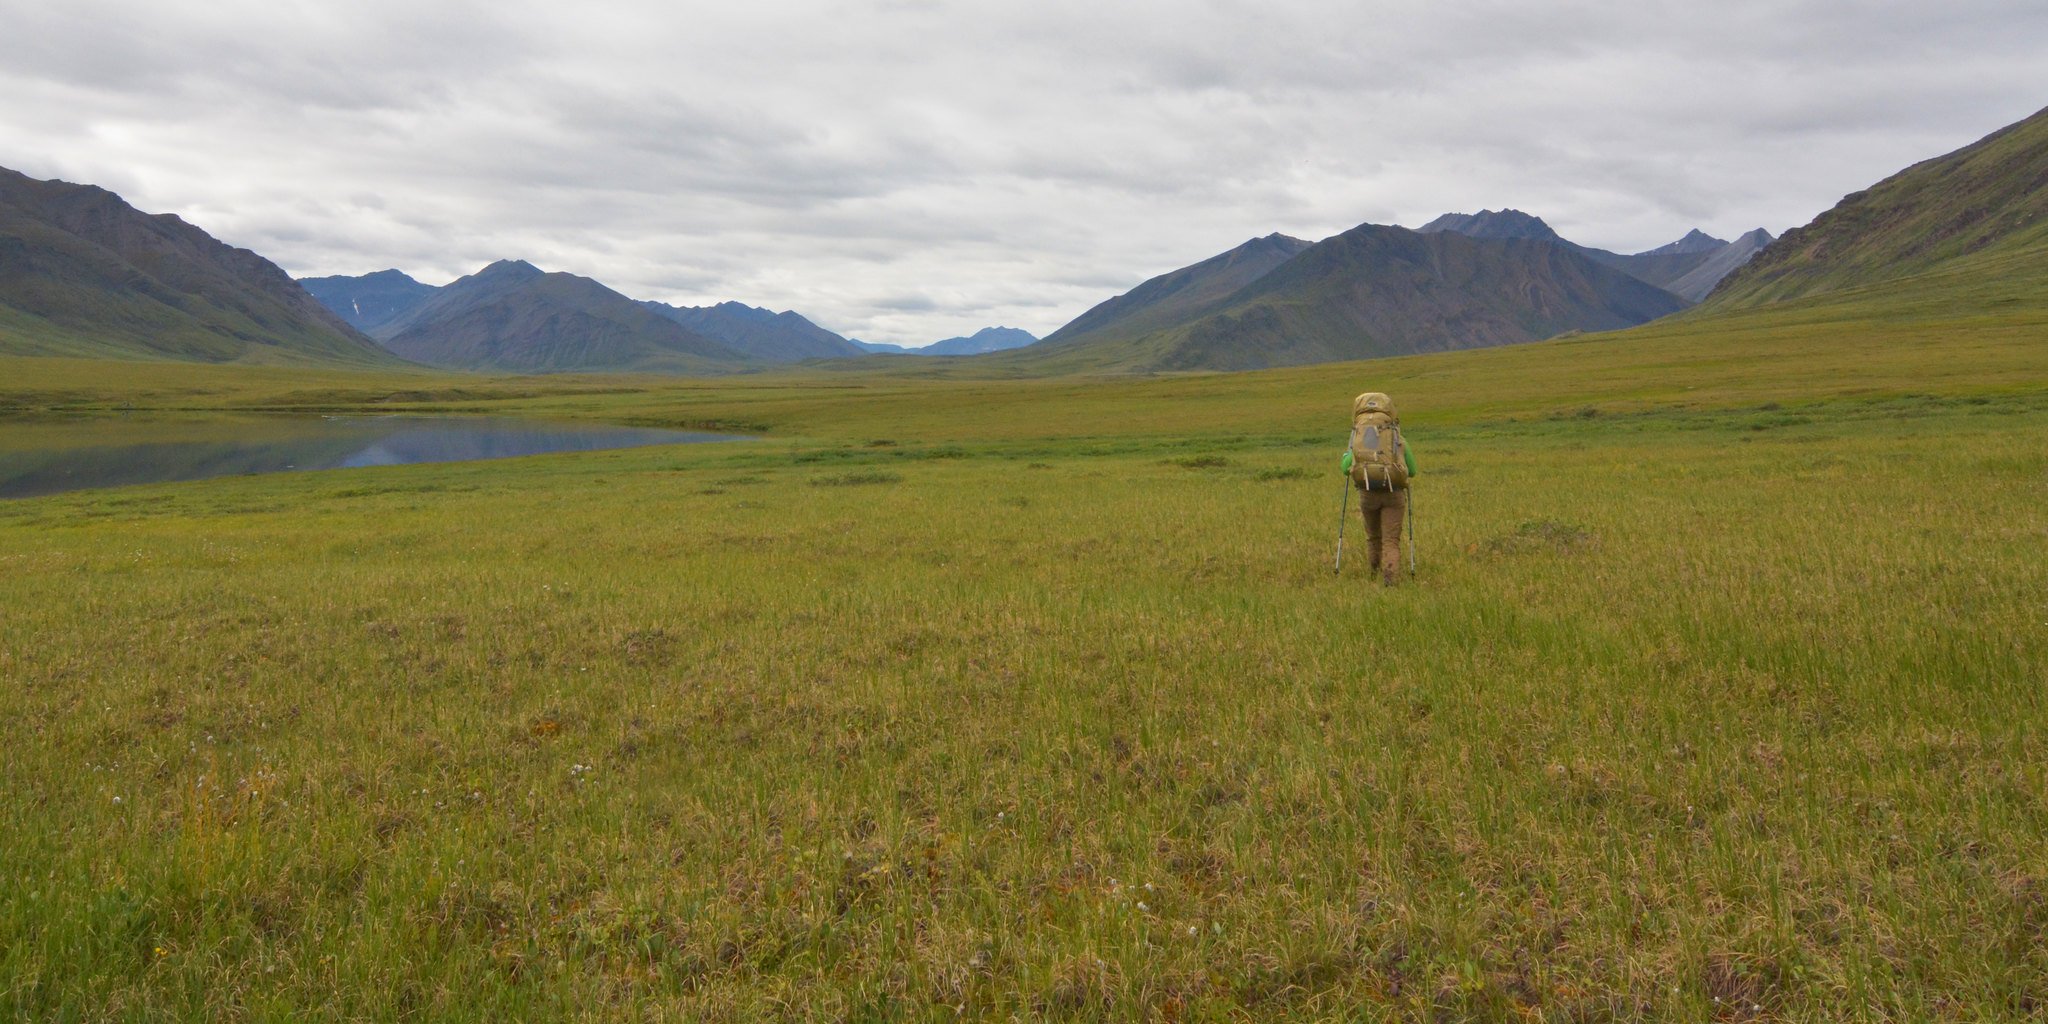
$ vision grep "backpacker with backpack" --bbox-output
[1346,392,1409,491]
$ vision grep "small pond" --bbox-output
[0,415,748,499]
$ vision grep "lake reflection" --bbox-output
[0,416,747,499]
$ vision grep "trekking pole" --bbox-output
[1333,472,1351,574]
[1406,487,1417,576]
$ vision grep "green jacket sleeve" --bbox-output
[1403,443,1417,477]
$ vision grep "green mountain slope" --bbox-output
[1038,233,1311,350]
[0,166,392,365]
[1705,104,2048,310]
[376,260,748,374]
[1021,223,1687,372]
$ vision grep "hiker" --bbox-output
[1342,392,1416,585]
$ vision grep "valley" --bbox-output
[0,91,2043,1022]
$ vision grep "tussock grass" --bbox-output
[810,471,905,487]
[0,311,2045,1019]
[1478,519,1595,556]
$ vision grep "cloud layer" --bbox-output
[3,0,2042,345]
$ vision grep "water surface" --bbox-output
[0,415,746,499]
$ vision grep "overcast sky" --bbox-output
[2,1,2042,346]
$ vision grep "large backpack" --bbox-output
[1348,392,1408,490]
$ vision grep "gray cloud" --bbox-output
[1,0,2042,345]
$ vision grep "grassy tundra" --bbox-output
[1,291,2045,1020]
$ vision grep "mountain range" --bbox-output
[1026,224,1689,372]
[0,166,389,364]
[854,327,1039,355]
[1415,209,1775,301]
[361,260,747,374]
[1014,206,1787,372]
[640,300,866,362]
[305,262,1042,365]
[4,101,2042,376]
[303,268,937,366]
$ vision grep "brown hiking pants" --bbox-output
[1357,487,1407,581]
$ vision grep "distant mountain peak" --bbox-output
[854,326,1040,356]
[706,300,785,324]
[300,267,441,334]
[1041,233,1312,349]
[1637,229,1729,257]
[919,326,1038,355]
[366,260,746,372]
[1033,218,1687,372]
[641,299,864,362]
[1416,209,1562,242]
[1662,227,1779,302]
[474,258,544,282]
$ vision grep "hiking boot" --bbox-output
[1381,569,1398,587]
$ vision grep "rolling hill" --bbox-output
[1703,103,2048,310]
[1023,223,1686,372]
[371,260,748,374]
[0,166,392,365]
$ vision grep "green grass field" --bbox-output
[2,290,2046,1020]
